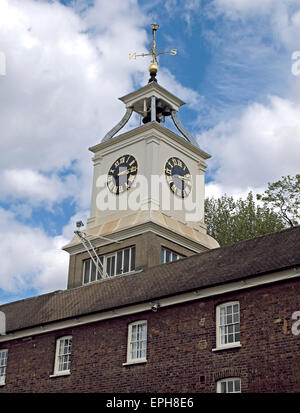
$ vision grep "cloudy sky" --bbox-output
[0,0,299,304]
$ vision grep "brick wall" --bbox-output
[1,278,300,393]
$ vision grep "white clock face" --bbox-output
[107,154,138,195]
[164,157,192,198]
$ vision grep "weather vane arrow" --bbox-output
[129,23,177,82]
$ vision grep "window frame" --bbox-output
[124,320,147,366]
[0,349,8,386]
[161,247,183,264]
[216,377,241,393]
[82,246,136,285]
[214,301,241,351]
[52,336,72,377]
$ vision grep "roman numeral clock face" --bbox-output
[107,155,138,194]
[165,157,192,198]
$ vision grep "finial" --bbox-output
[129,23,177,83]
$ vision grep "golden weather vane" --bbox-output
[129,23,177,81]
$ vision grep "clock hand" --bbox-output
[117,167,136,176]
[176,175,190,181]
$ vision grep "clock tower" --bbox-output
[63,24,219,289]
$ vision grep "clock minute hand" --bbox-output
[177,175,189,181]
[117,167,136,176]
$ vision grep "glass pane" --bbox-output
[131,325,137,341]
[166,250,171,263]
[233,313,239,323]
[228,334,234,343]
[124,248,130,273]
[111,256,116,276]
[130,247,136,271]
[234,379,241,392]
[228,325,233,334]
[84,260,90,284]
[233,304,239,313]
[161,248,165,263]
[97,256,104,280]
[221,382,226,393]
[90,261,96,282]
[131,342,137,359]
[117,251,122,275]
[220,326,226,344]
[228,380,233,393]
[220,308,226,326]
[172,253,178,262]
[227,314,232,324]
[227,306,232,314]
[107,257,115,277]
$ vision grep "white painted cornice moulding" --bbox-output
[89,122,210,162]
[1,267,299,343]
[62,216,214,255]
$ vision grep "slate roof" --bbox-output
[1,226,300,334]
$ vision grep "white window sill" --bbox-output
[212,343,242,352]
[0,382,5,386]
[49,371,71,378]
[122,359,147,366]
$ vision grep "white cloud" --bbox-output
[200,95,300,195]
[0,0,148,210]
[0,207,69,294]
[0,169,78,207]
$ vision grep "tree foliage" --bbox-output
[205,191,285,247]
[256,174,300,227]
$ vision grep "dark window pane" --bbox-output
[227,315,233,324]
[124,248,130,273]
[111,256,116,276]
[166,250,171,263]
[117,251,123,274]
[235,380,241,392]
[221,382,226,393]
[228,381,233,393]
[172,253,178,261]
[130,247,136,271]
[161,248,165,263]
[107,257,112,277]
[84,260,90,284]
[90,261,96,282]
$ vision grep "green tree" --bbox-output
[205,191,285,247]
[256,175,300,227]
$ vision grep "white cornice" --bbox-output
[63,221,212,255]
[1,267,299,343]
[89,122,210,161]
[119,82,185,110]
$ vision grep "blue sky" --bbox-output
[0,0,300,304]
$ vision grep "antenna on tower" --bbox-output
[74,221,122,280]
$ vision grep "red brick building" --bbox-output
[0,227,300,393]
